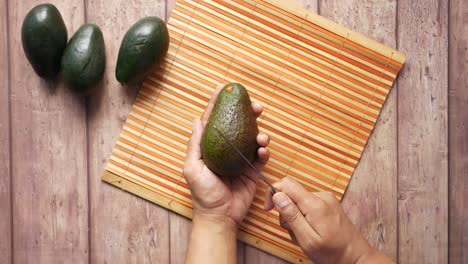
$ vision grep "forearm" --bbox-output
[186,213,238,264]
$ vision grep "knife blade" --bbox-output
[213,125,277,194]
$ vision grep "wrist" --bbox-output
[192,210,238,234]
[355,247,395,264]
[338,232,374,264]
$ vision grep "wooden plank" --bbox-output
[244,1,318,263]
[169,215,191,264]
[319,0,398,260]
[86,0,170,263]
[397,0,449,263]
[0,0,11,262]
[449,0,468,263]
[8,1,88,263]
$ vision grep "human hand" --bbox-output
[183,83,270,229]
[265,177,394,264]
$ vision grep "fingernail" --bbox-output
[273,193,290,208]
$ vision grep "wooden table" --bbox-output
[0,0,466,263]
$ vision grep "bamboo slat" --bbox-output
[102,0,406,263]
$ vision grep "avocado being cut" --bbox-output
[21,3,68,79]
[61,23,106,95]
[201,83,259,178]
[115,16,169,85]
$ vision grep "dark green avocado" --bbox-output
[201,83,259,178]
[61,23,106,95]
[115,16,169,85]
[21,3,68,79]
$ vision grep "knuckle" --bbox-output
[324,192,338,203]
[316,199,329,214]
[304,213,315,224]
[285,205,301,223]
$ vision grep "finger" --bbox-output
[185,119,204,164]
[252,102,263,118]
[264,180,282,211]
[273,192,321,247]
[279,214,297,242]
[257,147,269,164]
[283,177,327,217]
[256,133,270,147]
[314,192,340,205]
[264,187,274,210]
[276,177,323,214]
[201,83,226,126]
[279,215,291,231]
[288,229,297,243]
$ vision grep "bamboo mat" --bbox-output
[102,0,406,263]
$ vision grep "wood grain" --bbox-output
[0,0,11,262]
[449,0,468,263]
[319,0,398,260]
[244,1,318,263]
[397,0,449,263]
[169,215,191,264]
[86,0,170,263]
[9,0,88,263]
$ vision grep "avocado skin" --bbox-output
[201,83,259,178]
[61,23,106,95]
[21,3,68,79]
[115,16,169,85]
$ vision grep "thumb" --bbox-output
[185,119,203,164]
[273,192,319,247]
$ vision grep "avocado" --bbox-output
[21,3,68,79]
[115,16,169,85]
[201,83,259,178]
[61,23,106,95]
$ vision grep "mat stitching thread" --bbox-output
[281,31,350,196]
[222,1,259,82]
[330,51,395,198]
[254,8,311,249]
[166,0,203,209]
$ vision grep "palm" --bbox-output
[189,163,259,225]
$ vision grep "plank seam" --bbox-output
[255,2,308,245]
[83,1,91,263]
[395,0,400,261]
[446,0,451,262]
[6,0,13,261]
[283,31,350,198]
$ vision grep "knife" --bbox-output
[213,125,277,194]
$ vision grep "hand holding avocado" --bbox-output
[22,3,169,95]
[201,83,259,178]
[183,83,270,227]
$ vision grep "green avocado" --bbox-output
[201,83,259,178]
[115,16,169,85]
[21,3,68,79]
[61,23,106,95]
